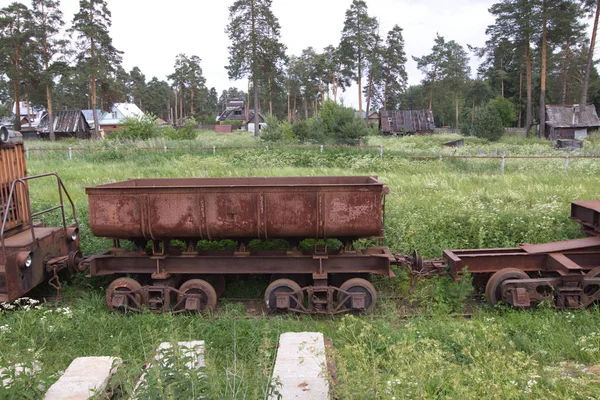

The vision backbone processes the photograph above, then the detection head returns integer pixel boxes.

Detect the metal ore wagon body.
[84,176,395,313]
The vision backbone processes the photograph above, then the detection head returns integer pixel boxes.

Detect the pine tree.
[487,0,539,136]
[0,2,33,131]
[225,0,286,135]
[31,0,65,141]
[581,0,600,105]
[339,0,378,120]
[70,0,122,138]
[413,34,446,111]
[382,25,408,110]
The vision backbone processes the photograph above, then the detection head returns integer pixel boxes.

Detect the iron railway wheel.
[177,279,217,312]
[264,278,304,313]
[106,277,147,312]
[338,278,377,313]
[204,274,226,297]
[485,268,529,306]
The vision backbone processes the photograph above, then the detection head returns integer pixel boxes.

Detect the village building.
[544,104,600,140]
[82,109,103,130]
[355,111,380,125]
[217,97,247,123]
[37,110,91,139]
[98,103,144,133]
[380,109,436,134]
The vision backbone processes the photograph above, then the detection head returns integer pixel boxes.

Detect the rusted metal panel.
[571,200,600,236]
[0,142,27,232]
[86,176,387,241]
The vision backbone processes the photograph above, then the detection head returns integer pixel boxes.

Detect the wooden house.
[217,98,247,123]
[380,110,435,134]
[355,111,380,125]
[37,110,91,139]
[545,104,600,140]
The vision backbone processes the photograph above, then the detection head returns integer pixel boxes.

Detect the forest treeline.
[1,0,599,139]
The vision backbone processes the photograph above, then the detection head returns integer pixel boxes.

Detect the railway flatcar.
[0,126,80,302]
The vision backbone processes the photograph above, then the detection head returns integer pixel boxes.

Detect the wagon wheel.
[264,279,304,313]
[338,278,377,313]
[485,268,529,306]
[177,279,217,312]
[584,267,600,297]
[203,274,226,297]
[106,277,147,312]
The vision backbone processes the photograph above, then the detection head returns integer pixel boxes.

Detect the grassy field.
[1,132,599,399]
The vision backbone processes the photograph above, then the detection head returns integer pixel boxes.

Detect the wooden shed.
[380,110,435,135]
[37,110,91,139]
[545,104,600,140]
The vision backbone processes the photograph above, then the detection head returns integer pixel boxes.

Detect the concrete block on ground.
[0,361,41,387]
[269,332,330,400]
[44,356,121,400]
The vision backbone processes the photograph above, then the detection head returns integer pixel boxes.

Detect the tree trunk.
[174,89,178,123]
[454,91,459,130]
[333,70,339,102]
[293,95,297,123]
[561,44,570,104]
[518,66,523,128]
[45,85,55,141]
[304,96,308,120]
[525,43,533,137]
[582,0,600,105]
[428,86,433,110]
[190,88,194,117]
[471,98,475,124]
[13,81,21,132]
[253,76,259,135]
[539,2,547,139]
[287,91,291,122]
[179,85,184,122]
[90,37,100,139]
[365,69,373,126]
[357,62,363,120]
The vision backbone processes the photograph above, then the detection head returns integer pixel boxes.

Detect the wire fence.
[22,144,600,173]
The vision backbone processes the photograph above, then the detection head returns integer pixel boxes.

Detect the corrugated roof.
[37,111,90,137]
[82,109,103,123]
[546,104,600,128]
[380,110,435,133]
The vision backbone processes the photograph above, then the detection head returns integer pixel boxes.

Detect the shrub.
[197,239,237,251]
[203,113,217,125]
[298,238,343,251]
[472,105,504,141]
[260,114,295,142]
[111,113,158,140]
[488,96,517,127]
[221,119,244,127]
[164,118,198,140]
[247,239,289,251]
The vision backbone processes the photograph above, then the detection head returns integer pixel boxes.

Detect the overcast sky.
[1,0,593,108]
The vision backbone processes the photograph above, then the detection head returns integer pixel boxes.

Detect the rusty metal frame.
[88,247,396,278]
[1,173,78,259]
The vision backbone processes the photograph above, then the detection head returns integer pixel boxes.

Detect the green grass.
[1,133,599,398]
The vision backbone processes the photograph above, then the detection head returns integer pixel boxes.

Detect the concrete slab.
[0,361,41,387]
[269,332,330,400]
[132,341,205,397]
[44,356,121,400]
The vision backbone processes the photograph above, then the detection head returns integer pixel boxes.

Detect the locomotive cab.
[0,126,80,302]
